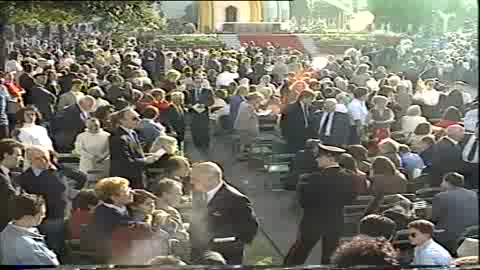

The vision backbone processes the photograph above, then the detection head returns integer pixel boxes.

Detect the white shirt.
[464,109,478,132]
[335,104,349,113]
[206,181,223,204]
[102,202,128,215]
[0,165,9,177]
[17,124,54,150]
[462,134,478,163]
[74,129,111,174]
[414,89,440,106]
[348,98,368,126]
[5,60,22,74]
[216,72,239,88]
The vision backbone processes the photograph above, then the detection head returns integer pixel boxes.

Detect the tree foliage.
[367,0,476,31]
[0,1,162,30]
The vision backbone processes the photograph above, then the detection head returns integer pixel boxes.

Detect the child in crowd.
[127,189,157,224]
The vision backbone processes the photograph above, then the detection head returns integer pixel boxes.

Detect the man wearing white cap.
[284,144,358,265]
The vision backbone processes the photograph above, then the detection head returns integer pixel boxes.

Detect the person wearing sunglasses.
[109,107,160,189]
[408,219,452,266]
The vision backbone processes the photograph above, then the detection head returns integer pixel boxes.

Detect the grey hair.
[406,105,422,116]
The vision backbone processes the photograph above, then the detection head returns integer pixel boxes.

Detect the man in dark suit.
[18,63,36,104]
[109,108,160,189]
[309,98,351,147]
[58,63,81,95]
[460,126,478,189]
[284,144,358,265]
[432,172,479,254]
[51,95,96,153]
[430,124,465,187]
[0,139,24,232]
[186,82,215,153]
[17,146,68,255]
[190,162,258,264]
[28,73,57,122]
[280,90,315,153]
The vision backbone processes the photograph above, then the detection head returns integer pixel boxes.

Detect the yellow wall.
[198,1,263,33]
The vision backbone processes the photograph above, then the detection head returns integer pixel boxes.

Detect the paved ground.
[184,132,324,265]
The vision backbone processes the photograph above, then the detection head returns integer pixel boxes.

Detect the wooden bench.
[344,194,418,224]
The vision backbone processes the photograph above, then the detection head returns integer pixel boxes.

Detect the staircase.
[238,34,305,52]
[219,34,242,49]
[298,35,321,56]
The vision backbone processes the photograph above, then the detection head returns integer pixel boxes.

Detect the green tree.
[0,1,162,70]
[367,0,474,32]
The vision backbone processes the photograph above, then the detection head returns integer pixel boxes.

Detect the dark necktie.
[468,139,478,162]
[319,112,332,136]
[303,105,309,127]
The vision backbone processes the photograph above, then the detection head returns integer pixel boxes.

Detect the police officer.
[284,144,359,265]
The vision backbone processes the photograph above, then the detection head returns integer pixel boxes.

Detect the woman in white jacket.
[74,117,110,178]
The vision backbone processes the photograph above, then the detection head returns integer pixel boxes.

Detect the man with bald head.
[430,124,465,186]
[189,162,258,264]
[17,146,68,255]
[309,98,351,147]
[51,95,97,152]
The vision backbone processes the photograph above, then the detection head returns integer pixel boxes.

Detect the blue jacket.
[0,223,59,265]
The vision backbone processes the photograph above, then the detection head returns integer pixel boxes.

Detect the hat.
[317,144,346,155]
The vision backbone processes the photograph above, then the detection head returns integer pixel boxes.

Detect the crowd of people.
[0,28,477,267]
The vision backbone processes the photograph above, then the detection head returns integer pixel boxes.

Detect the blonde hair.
[246,92,265,102]
[170,91,185,102]
[165,69,181,81]
[234,85,249,96]
[257,87,272,100]
[150,135,178,154]
[378,138,400,154]
[95,177,130,202]
[387,76,401,87]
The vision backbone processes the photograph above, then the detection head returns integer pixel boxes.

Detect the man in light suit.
[189,162,258,264]
[432,172,479,255]
[309,98,351,147]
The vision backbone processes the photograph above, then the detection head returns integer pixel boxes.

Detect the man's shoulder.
[222,183,249,202]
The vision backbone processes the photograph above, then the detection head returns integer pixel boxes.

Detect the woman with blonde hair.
[401,105,428,134]
[89,177,137,262]
[378,138,402,169]
[159,69,181,92]
[234,92,265,159]
[166,91,186,149]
